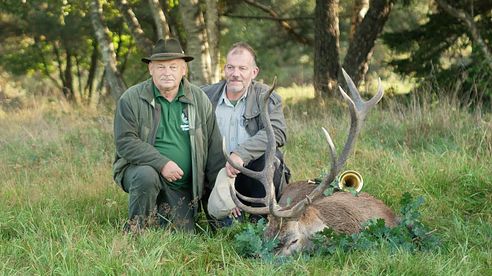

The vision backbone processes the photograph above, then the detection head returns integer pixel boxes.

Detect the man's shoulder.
[251,81,282,104]
[184,80,208,98]
[185,80,203,93]
[200,81,224,91]
[201,81,226,98]
[251,81,270,92]
[118,79,152,103]
[183,79,214,110]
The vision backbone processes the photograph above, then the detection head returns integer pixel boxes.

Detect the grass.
[1,85,491,274]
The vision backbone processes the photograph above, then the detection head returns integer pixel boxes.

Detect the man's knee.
[125,165,161,194]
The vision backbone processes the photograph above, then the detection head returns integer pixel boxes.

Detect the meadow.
[0,85,491,275]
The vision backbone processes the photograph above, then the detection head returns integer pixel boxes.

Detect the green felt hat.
[142,38,194,64]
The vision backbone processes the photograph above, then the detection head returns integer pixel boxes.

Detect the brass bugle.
[337,170,363,192]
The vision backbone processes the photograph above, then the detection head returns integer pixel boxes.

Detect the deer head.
[224,68,385,255]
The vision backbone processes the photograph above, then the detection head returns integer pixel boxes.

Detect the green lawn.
[1,88,491,275]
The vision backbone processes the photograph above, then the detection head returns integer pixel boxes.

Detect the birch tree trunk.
[179,0,212,84]
[115,0,153,55]
[205,0,220,83]
[148,0,171,40]
[89,0,127,100]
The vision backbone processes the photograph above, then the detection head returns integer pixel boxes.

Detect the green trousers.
[122,165,195,232]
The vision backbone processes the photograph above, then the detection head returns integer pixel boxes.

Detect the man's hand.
[230,207,242,218]
[161,161,184,182]
[226,153,244,178]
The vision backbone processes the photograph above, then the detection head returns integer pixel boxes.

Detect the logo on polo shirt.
[181,112,189,131]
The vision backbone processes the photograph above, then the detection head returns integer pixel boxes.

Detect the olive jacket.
[113,78,225,209]
[201,80,287,165]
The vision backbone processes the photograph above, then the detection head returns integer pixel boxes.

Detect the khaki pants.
[122,165,195,232]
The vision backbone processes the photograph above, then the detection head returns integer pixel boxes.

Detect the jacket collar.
[179,78,194,104]
[243,81,261,119]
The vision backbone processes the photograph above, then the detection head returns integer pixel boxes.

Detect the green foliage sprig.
[233,192,440,259]
[233,219,279,260]
[319,177,359,197]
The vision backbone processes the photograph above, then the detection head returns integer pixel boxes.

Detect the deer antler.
[224,77,279,214]
[273,68,384,218]
[225,69,383,218]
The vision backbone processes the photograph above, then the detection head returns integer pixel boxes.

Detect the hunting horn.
[337,170,364,192]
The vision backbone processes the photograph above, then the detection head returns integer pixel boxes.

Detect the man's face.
[148,59,187,93]
[224,49,259,96]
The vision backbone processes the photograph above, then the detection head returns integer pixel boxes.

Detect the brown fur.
[265,181,398,256]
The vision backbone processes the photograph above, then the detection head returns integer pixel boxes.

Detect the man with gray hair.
[113,38,225,232]
[202,42,290,224]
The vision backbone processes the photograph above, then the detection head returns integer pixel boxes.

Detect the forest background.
[0,0,491,274]
[1,0,491,106]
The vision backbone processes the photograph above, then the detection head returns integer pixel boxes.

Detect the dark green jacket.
[113,78,225,204]
[201,80,287,165]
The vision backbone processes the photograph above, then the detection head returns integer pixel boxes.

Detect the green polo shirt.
[153,83,192,190]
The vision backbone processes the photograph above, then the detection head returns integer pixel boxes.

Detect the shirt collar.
[152,81,185,102]
[218,85,248,106]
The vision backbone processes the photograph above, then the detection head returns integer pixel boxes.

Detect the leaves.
[233,192,440,260]
[233,219,279,259]
[323,187,334,196]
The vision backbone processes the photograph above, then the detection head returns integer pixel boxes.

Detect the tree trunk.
[34,38,62,89]
[53,42,66,89]
[350,0,369,41]
[115,0,154,55]
[63,47,75,102]
[118,38,132,75]
[85,39,99,101]
[148,0,171,39]
[90,0,127,100]
[205,0,220,83]
[74,54,83,102]
[314,0,340,98]
[179,0,212,84]
[342,0,394,87]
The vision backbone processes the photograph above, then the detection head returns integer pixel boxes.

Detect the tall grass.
[1,85,491,274]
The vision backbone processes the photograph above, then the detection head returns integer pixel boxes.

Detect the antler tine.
[222,135,270,213]
[262,77,280,213]
[224,77,279,215]
[336,68,383,170]
[270,127,337,218]
[228,182,270,214]
[271,69,384,218]
[341,68,384,121]
[222,139,263,179]
[341,68,363,109]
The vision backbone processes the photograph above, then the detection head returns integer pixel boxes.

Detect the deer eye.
[290,239,298,245]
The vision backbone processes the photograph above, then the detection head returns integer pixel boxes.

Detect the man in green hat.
[113,38,225,232]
